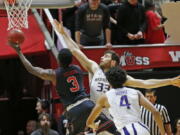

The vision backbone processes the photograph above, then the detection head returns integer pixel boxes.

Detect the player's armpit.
[16,50,56,84]
[34,68,56,84]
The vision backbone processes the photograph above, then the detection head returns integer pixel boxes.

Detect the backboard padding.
[0,0,75,9]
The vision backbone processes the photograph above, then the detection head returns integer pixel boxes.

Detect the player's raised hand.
[53,19,66,35]
[171,76,180,87]
[9,42,21,52]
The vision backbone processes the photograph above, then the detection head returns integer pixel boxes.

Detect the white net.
[4,0,33,30]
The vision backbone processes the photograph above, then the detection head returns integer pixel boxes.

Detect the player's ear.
[154,96,157,101]
[110,60,116,67]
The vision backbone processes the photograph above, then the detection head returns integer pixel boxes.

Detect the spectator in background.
[36,98,50,114]
[62,0,87,40]
[35,98,58,132]
[108,0,122,44]
[101,0,112,5]
[141,89,172,135]
[116,0,146,45]
[75,0,112,48]
[17,130,25,135]
[26,120,37,135]
[144,1,165,44]
[173,118,180,135]
[31,113,59,135]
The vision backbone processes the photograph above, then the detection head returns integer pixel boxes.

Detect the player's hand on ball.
[9,42,21,51]
[8,29,25,45]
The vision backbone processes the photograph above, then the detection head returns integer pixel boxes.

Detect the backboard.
[0,0,76,9]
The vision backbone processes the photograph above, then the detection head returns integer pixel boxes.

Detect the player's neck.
[176,130,180,135]
[103,67,110,73]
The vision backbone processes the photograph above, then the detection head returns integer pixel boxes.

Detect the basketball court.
[0,0,179,134]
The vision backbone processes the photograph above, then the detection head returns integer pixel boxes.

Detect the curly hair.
[105,67,127,88]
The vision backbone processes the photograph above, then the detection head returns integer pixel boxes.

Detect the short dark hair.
[145,0,155,10]
[105,67,127,88]
[104,50,120,66]
[145,89,157,96]
[37,98,50,110]
[58,48,72,68]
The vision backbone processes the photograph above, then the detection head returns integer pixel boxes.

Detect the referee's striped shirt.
[141,104,171,135]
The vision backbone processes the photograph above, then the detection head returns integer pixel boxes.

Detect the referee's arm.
[161,106,172,135]
[138,91,165,135]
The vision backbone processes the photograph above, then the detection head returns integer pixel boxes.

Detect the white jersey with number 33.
[90,68,112,118]
[106,87,141,130]
[90,68,110,102]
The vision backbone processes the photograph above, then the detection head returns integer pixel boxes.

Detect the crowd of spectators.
[16,98,68,135]
[60,0,177,47]
[15,91,179,135]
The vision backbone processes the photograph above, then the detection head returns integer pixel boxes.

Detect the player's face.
[36,102,43,114]
[145,92,157,104]
[40,116,50,127]
[176,119,180,131]
[128,0,138,5]
[100,53,112,68]
[89,0,100,10]
[26,122,35,134]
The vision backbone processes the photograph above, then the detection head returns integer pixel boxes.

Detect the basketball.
[8,29,25,45]
[7,0,16,5]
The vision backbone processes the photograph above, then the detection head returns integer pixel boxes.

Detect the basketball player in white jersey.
[86,67,165,135]
[54,20,179,134]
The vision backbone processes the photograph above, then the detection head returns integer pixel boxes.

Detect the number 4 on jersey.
[120,95,131,109]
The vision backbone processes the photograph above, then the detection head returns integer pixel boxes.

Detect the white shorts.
[118,122,150,135]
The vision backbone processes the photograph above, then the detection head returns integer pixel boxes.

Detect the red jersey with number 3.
[55,65,88,107]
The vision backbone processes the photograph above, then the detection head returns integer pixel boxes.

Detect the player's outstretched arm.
[139,91,165,135]
[125,75,180,89]
[53,20,99,74]
[86,95,110,130]
[10,44,56,84]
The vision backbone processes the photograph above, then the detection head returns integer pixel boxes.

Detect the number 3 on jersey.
[120,95,131,109]
[67,76,79,92]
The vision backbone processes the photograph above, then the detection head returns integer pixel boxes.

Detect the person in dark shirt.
[62,0,86,40]
[10,45,118,135]
[116,0,146,45]
[75,0,112,48]
[108,0,122,44]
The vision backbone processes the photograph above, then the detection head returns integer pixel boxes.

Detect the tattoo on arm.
[18,51,56,82]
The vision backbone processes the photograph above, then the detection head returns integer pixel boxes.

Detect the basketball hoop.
[4,0,32,30]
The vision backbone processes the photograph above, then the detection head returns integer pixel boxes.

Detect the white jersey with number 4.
[90,68,112,119]
[106,87,142,130]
